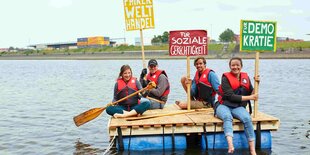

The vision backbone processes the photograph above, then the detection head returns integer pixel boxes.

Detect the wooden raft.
[108,104,280,136]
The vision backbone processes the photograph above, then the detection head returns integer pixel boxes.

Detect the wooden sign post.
[254,52,260,117]
[169,30,208,110]
[240,20,277,117]
[140,29,146,67]
[123,0,155,67]
[186,56,191,110]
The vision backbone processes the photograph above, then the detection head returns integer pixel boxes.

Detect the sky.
[0,0,309,48]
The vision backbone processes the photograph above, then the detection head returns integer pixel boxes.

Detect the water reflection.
[74,139,104,155]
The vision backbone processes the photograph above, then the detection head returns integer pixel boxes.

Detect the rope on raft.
[103,128,117,155]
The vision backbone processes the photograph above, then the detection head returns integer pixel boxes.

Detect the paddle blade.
[73,107,105,127]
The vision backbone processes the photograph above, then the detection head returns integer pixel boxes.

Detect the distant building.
[28,42,77,50]
[28,36,116,50]
[77,36,115,48]
[0,48,9,52]
[135,37,141,46]
[234,34,240,44]
[135,37,152,46]
[277,37,287,42]
[277,37,304,42]
[110,38,126,45]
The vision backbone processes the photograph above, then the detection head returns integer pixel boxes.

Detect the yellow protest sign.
[123,0,155,31]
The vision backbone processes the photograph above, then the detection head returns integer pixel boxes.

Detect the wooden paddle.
[146,96,165,104]
[126,108,213,121]
[73,81,156,127]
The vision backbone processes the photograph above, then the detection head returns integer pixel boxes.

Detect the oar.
[126,108,213,121]
[73,81,156,127]
[146,96,165,104]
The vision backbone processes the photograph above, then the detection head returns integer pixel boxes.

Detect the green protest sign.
[240,20,277,52]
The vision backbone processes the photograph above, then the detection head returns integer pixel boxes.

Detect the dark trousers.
[106,98,150,116]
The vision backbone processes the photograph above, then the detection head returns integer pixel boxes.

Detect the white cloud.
[49,0,72,8]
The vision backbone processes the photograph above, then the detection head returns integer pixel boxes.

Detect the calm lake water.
[0,59,309,155]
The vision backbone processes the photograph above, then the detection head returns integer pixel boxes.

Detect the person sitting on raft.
[215,57,259,154]
[176,56,220,109]
[140,59,170,109]
[106,65,151,118]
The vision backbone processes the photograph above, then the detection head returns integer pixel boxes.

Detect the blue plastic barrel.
[201,130,272,149]
[116,134,187,151]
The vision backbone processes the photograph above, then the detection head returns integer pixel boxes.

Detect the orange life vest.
[116,77,139,106]
[218,72,251,107]
[146,70,170,97]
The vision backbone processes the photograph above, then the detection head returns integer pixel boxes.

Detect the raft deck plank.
[187,110,280,132]
[108,104,280,136]
[109,104,192,128]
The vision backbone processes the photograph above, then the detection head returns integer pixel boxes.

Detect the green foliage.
[151,35,162,44]
[23,50,33,55]
[208,44,235,52]
[219,28,235,42]
[8,46,15,51]
[115,45,140,51]
[151,31,169,45]
[209,44,223,51]
[162,31,169,43]
[277,41,310,50]
[145,45,168,50]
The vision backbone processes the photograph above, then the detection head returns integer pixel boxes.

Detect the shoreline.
[1,50,310,60]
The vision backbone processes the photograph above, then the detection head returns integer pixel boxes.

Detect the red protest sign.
[169,30,208,56]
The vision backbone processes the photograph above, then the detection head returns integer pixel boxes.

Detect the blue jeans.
[191,80,198,98]
[106,98,150,116]
[149,100,165,109]
[216,104,255,141]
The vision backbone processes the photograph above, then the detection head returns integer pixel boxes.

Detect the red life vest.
[224,72,251,91]
[116,77,139,106]
[194,69,216,102]
[218,72,251,106]
[146,70,170,97]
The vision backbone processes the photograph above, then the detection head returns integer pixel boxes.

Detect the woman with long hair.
[216,57,259,155]
[106,65,150,118]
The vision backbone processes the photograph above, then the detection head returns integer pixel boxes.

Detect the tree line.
[151,29,235,45]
